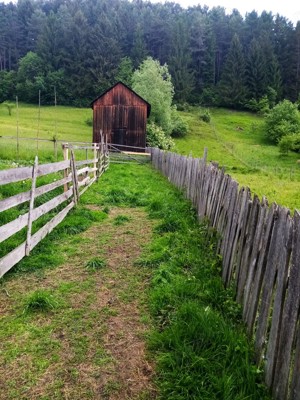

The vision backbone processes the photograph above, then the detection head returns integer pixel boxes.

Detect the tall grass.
[176,107,300,210]
[84,164,271,399]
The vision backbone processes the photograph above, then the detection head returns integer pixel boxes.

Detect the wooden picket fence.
[0,140,109,279]
[149,147,300,400]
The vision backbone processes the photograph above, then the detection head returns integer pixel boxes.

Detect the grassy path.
[0,205,155,399]
[0,163,271,399]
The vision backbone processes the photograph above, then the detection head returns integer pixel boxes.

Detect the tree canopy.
[0,0,299,107]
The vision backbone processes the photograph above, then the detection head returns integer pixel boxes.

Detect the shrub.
[171,110,188,138]
[199,109,211,123]
[264,99,300,143]
[146,122,175,150]
[278,133,300,154]
[245,96,270,115]
[176,102,190,112]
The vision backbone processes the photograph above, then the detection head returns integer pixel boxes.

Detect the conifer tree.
[218,34,246,108]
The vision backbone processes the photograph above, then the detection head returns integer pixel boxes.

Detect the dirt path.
[0,207,156,399]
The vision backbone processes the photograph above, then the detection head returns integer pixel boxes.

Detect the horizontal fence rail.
[149,147,300,400]
[0,137,109,278]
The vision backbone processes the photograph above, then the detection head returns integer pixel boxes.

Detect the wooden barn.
[91,82,151,151]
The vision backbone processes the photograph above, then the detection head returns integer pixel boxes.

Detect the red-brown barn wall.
[92,83,148,149]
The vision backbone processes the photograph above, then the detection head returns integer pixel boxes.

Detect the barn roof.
[90,81,151,117]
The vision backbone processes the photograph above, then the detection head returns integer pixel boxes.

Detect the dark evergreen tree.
[218,34,246,108]
[169,16,194,102]
[245,38,267,100]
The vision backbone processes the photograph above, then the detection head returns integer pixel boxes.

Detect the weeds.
[85,257,107,270]
[113,215,131,225]
[23,289,59,313]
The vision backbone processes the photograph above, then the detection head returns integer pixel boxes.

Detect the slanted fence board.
[245,202,276,336]
[272,211,300,400]
[264,210,293,388]
[290,321,300,400]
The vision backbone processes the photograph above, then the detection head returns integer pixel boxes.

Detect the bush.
[199,109,211,123]
[146,122,175,150]
[245,96,270,115]
[264,99,300,143]
[278,133,300,154]
[176,102,190,112]
[171,110,188,138]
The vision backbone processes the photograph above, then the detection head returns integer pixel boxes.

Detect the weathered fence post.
[93,143,97,179]
[25,156,38,256]
[62,143,69,192]
[70,149,79,204]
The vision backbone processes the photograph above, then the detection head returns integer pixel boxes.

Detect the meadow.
[176,107,300,211]
[0,102,92,162]
[0,103,276,398]
[1,102,299,210]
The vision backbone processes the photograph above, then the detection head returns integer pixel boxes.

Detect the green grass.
[23,289,60,313]
[0,102,92,162]
[85,164,271,399]
[0,163,271,398]
[176,107,300,210]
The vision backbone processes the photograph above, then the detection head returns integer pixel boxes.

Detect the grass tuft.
[113,215,131,226]
[23,289,59,313]
[85,257,107,270]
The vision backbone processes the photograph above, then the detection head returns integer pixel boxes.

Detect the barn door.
[112,128,126,146]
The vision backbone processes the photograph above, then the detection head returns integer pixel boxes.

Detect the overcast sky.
[1,0,299,26]
[151,0,300,26]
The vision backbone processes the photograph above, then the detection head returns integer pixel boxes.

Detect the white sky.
[1,0,299,26]
[151,0,300,26]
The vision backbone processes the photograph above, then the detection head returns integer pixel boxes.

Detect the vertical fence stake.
[62,143,69,192]
[70,149,79,204]
[25,156,38,256]
[93,143,97,179]
[203,147,208,164]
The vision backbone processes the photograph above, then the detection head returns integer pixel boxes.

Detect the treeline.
[0,0,300,107]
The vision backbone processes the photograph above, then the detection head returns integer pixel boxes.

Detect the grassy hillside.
[1,102,299,210]
[0,103,92,162]
[176,107,300,211]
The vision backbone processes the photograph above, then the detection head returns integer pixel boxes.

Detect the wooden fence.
[149,147,300,400]
[0,140,109,279]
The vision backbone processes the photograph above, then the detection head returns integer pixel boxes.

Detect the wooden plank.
[36,160,70,177]
[75,158,98,167]
[272,211,300,400]
[25,156,38,256]
[245,201,275,335]
[227,187,251,289]
[264,209,292,388]
[0,160,70,186]
[0,176,72,213]
[0,165,33,185]
[79,177,97,196]
[0,189,73,243]
[0,242,26,278]
[70,150,79,204]
[221,180,238,284]
[30,201,75,250]
[254,205,286,364]
[242,196,266,315]
[290,321,300,400]
[235,192,257,302]
[63,144,69,192]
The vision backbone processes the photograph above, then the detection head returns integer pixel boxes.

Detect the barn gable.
[91,82,151,150]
